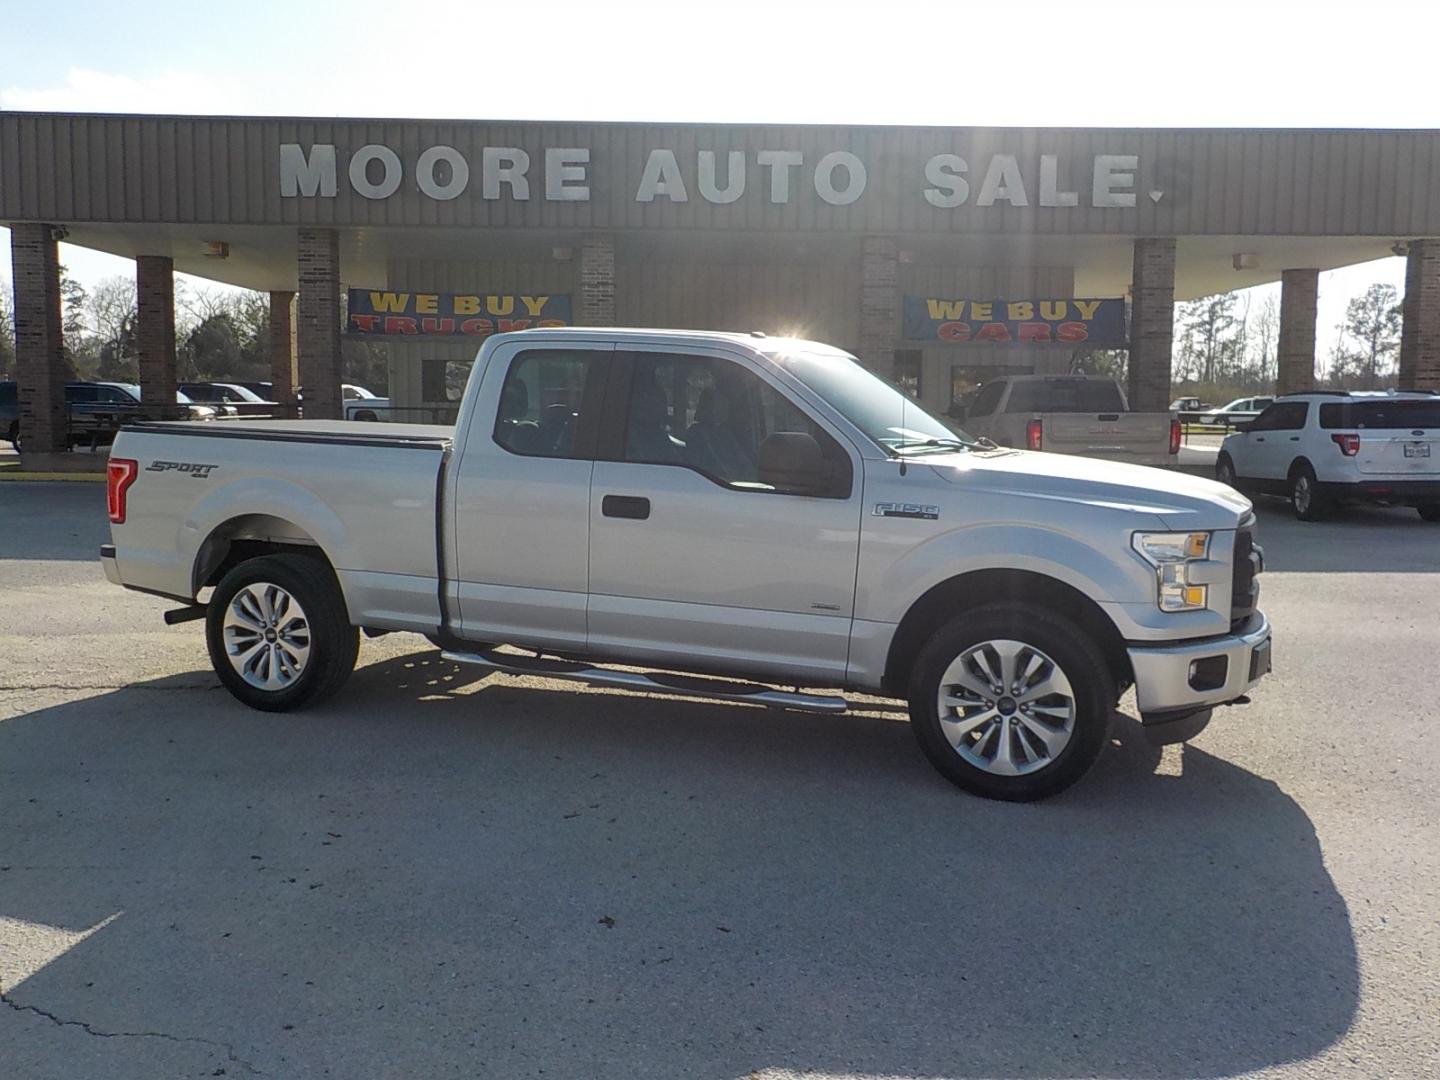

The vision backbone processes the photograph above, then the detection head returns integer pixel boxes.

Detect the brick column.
[577,233,615,326]
[136,255,177,417]
[268,290,297,413]
[8,223,67,453]
[1399,238,1440,392]
[1127,238,1176,413]
[858,235,899,378]
[297,228,342,420]
[1276,268,1320,395]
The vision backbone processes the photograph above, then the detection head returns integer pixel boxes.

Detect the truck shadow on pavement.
[0,651,1357,1079]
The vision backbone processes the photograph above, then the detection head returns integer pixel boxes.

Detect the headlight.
[1132,531,1211,612]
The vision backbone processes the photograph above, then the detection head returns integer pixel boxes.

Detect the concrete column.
[1127,237,1176,413]
[8,222,67,453]
[297,228,342,420]
[1399,238,1440,391]
[268,290,297,413]
[1276,268,1320,395]
[136,255,177,417]
[858,235,899,378]
[577,233,616,326]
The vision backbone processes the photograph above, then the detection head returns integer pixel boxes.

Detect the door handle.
[1255,436,1266,442]
[1289,436,1300,441]
[602,494,650,520]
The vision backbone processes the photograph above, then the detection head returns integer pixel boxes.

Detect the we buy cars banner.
[903,296,1127,345]
[347,289,572,336]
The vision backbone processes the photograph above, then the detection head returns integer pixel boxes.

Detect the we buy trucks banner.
[347,289,572,336]
[903,296,1127,345]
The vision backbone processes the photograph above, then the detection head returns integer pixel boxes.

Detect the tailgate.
[1037,412,1173,463]
[1357,431,1440,475]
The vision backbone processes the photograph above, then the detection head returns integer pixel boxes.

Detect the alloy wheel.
[222,581,312,690]
[936,639,1077,776]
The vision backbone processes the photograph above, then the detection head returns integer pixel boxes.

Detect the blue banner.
[347,289,572,337]
[903,296,1127,345]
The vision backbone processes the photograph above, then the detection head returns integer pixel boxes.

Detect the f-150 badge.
[873,502,939,520]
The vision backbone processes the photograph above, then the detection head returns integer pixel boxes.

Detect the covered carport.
[5,113,1440,452]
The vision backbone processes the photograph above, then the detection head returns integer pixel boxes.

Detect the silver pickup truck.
[102,328,1270,801]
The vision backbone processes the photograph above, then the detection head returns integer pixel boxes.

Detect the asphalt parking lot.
[1,482,1437,1079]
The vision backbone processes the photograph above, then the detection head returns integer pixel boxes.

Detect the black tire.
[1215,453,1237,489]
[907,604,1115,802]
[353,410,378,422]
[1418,503,1440,523]
[1289,462,1329,521]
[205,553,358,712]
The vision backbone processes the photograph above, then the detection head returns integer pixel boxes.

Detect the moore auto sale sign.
[280,142,1154,210]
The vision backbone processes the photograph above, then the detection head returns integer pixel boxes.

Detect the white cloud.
[1,67,247,115]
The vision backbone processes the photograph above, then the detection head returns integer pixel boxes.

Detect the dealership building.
[4,111,1440,451]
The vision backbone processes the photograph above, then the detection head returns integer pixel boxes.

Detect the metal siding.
[6,115,1440,239]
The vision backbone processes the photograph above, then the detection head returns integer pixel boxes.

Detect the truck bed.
[108,420,451,633]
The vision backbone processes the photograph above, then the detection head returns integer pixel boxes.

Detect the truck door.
[450,340,612,650]
[586,347,864,684]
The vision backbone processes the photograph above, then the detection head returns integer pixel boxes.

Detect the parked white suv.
[1216,391,1440,521]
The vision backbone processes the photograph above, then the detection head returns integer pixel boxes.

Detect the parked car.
[1217,391,1440,521]
[101,328,1271,802]
[1170,397,1211,412]
[1,380,222,449]
[179,382,278,416]
[951,375,1180,466]
[1198,396,1274,428]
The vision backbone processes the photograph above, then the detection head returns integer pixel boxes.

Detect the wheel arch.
[1287,455,1315,480]
[192,514,339,598]
[882,568,1132,699]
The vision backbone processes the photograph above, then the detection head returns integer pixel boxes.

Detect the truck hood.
[923,449,1252,530]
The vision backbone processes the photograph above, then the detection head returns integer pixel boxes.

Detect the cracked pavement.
[1,481,1437,1079]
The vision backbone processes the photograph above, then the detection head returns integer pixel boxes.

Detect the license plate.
[1404,442,1431,458]
[1248,638,1272,682]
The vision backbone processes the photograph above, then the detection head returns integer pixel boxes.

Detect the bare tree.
[1329,283,1401,389]
[0,277,15,379]
[1250,295,1279,388]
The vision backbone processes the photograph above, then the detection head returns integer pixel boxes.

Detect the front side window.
[621,353,850,493]
[493,350,600,459]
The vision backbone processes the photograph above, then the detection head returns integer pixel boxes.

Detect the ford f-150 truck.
[952,375,1182,466]
[101,329,1270,801]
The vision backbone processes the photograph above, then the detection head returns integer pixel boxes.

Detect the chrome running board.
[441,648,849,714]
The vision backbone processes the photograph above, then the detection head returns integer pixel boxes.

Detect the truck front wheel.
[205,553,359,712]
[908,604,1114,801]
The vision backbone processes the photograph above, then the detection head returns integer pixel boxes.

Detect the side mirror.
[758,431,827,495]
[947,403,968,422]
[1233,421,1253,433]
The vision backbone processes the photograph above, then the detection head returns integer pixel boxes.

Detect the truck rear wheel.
[907,604,1114,801]
[206,553,358,712]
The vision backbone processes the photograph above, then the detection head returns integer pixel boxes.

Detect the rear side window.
[0,382,15,406]
[1319,400,1440,429]
[1005,379,1125,413]
[968,382,1005,417]
[493,350,604,459]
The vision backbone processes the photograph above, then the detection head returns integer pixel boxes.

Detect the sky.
[1,0,1436,367]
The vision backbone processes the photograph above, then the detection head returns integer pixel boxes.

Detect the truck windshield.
[782,351,978,455]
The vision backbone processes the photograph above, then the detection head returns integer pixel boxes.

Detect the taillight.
[107,458,139,524]
[1331,433,1360,457]
[1169,417,1182,454]
[1026,418,1043,450]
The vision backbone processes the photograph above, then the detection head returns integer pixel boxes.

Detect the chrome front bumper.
[1127,612,1272,717]
[100,543,122,585]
